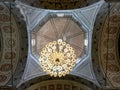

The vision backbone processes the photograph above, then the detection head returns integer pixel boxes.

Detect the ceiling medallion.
[40,39,76,77]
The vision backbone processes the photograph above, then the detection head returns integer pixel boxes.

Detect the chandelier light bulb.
[39,39,76,77]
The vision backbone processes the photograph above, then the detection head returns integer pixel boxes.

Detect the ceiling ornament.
[98,3,120,87]
[16,0,104,86]
[40,39,76,77]
[0,3,20,86]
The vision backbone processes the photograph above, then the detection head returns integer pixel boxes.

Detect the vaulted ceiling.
[0,0,120,90]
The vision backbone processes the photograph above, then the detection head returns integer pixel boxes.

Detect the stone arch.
[92,2,120,88]
[18,75,100,90]
[0,2,28,86]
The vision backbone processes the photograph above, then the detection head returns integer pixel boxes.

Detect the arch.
[92,2,120,88]
[18,75,100,90]
[0,2,28,86]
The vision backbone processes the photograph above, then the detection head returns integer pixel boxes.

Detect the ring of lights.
[40,39,76,77]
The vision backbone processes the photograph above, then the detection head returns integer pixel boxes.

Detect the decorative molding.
[16,0,104,87]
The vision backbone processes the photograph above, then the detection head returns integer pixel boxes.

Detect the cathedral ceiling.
[92,2,120,88]
[0,2,28,86]
[31,17,86,60]
[0,0,120,89]
[98,4,120,87]
[0,3,20,85]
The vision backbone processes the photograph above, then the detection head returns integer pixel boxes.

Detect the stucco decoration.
[98,3,120,87]
[16,0,104,87]
[0,2,20,86]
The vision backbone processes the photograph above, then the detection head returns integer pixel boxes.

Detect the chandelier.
[40,39,76,77]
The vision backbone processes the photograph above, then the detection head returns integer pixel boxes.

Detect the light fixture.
[40,39,76,77]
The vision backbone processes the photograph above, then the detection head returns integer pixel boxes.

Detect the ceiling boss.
[40,39,76,77]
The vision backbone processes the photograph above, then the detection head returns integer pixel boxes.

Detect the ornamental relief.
[0,3,20,86]
[0,14,10,22]
[98,3,120,87]
[0,4,4,10]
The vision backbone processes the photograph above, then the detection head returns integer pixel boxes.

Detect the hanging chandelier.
[40,39,76,77]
